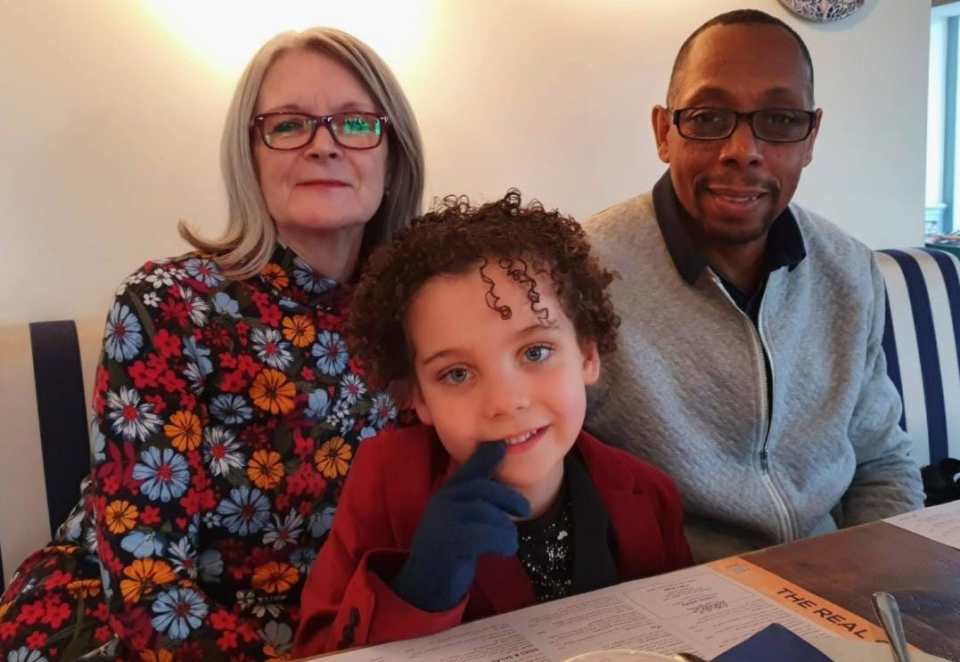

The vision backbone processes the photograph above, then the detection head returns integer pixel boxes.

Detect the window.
[927,1,960,236]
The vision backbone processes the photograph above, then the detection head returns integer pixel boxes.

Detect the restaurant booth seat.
[1,248,959,595]
[0,318,102,595]
[875,248,960,469]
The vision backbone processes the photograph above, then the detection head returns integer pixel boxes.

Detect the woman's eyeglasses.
[250,111,388,150]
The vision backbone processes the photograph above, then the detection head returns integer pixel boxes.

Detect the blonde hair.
[179,27,425,280]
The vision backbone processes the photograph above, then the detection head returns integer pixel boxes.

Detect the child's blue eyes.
[441,367,470,385]
[524,345,552,363]
[437,345,553,385]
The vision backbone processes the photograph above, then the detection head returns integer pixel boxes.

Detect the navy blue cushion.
[29,321,91,538]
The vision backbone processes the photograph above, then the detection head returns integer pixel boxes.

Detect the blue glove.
[391,441,531,612]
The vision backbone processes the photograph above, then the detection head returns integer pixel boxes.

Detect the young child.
[293,190,692,655]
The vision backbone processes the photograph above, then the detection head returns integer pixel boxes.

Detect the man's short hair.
[667,9,815,106]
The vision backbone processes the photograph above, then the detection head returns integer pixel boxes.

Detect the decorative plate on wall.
[778,0,866,23]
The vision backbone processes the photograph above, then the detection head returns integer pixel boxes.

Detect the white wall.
[1,0,930,326]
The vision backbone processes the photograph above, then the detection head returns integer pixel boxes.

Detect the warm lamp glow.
[141,0,431,79]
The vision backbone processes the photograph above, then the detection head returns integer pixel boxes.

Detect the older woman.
[0,28,423,660]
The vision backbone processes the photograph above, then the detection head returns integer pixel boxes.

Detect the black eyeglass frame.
[671,107,819,143]
[250,111,390,151]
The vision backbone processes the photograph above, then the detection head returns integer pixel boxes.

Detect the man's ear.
[409,381,434,426]
[652,105,672,164]
[580,341,601,386]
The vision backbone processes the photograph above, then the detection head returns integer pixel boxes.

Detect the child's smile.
[500,425,548,453]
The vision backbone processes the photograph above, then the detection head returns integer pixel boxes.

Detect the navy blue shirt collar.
[651,170,807,287]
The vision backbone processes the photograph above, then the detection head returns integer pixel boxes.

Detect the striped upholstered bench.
[877,247,960,467]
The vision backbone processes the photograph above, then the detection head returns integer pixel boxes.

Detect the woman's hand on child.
[391,441,531,612]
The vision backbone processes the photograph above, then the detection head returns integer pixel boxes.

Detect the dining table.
[300,502,960,661]
[743,517,960,659]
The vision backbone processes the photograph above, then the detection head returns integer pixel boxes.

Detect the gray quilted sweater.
[584,193,924,563]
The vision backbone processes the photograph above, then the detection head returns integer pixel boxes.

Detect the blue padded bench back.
[876,248,960,467]
[29,321,91,533]
[0,321,91,596]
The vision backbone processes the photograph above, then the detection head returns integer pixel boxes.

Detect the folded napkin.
[712,623,830,662]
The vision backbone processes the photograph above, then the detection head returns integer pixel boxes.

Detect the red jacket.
[293,425,692,655]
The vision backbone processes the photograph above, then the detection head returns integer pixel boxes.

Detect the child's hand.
[391,441,531,612]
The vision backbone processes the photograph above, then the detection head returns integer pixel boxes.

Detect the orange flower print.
[264,648,290,662]
[281,314,316,348]
[67,578,102,599]
[0,602,9,620]
[314,436,352,479]
[251,561,299,594]
[163,410,202,452]
[105,500,140,534]
[249,369,296,415]
[120,558,176,603]
[247,449,285,490]
[140,650,174,662]
[261,263,289,290]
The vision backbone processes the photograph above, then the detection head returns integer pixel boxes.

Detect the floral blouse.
[0,244,395,660]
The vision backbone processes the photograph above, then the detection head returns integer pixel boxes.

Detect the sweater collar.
[565,449,620,593]
[652,170,806,285]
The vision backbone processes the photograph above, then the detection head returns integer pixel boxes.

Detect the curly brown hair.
[347,189,620,391]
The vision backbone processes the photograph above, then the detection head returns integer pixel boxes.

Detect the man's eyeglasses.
[671,108,818,143]
[250,111,388,151]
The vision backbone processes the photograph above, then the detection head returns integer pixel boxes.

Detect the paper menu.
[301,561,888,662]
[706,558,887,642]
[885,500,960,549]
